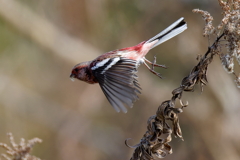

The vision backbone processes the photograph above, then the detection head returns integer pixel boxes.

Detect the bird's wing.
[91,57,141,113]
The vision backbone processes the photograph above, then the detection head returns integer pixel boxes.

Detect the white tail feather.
[146,17,187,49]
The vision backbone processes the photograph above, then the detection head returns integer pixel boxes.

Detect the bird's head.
[70,61,91,82]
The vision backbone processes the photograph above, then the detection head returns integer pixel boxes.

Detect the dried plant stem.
[128,1,240,158]
[127,32,225,159]
[0,133,42,160]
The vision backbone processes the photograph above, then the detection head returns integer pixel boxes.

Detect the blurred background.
[0,0,240,160]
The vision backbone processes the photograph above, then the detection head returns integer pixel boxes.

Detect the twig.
[128,0,240,159]
[127,32,224,160]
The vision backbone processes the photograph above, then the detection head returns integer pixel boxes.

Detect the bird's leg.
[143,57,167,69]
[143,61,163,79]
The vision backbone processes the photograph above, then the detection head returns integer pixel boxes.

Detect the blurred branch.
[0,74,92,146]
[0,0,99,63]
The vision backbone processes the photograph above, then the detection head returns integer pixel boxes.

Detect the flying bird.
[70,17,187,113]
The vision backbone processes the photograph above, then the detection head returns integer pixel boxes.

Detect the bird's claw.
[156,72,163,79]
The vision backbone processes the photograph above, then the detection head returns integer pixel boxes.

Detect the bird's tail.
[146,17,187,49]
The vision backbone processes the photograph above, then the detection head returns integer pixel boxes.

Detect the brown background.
[0,0,239,160]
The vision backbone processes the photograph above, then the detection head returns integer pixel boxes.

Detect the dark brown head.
[70,61,95,83]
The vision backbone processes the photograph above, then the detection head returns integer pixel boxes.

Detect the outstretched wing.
[91,57,141,113]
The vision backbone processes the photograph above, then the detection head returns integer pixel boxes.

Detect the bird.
[70,17,187,113]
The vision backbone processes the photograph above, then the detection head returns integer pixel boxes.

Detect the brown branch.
[127,32,225,160]
[128,0,240,158]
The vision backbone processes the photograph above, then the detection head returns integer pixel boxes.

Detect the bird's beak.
[70,74,75,82]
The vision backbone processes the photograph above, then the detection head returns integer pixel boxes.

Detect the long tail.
[146,17,187,49]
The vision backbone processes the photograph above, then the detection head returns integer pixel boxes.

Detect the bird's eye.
[74,68,79,72]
